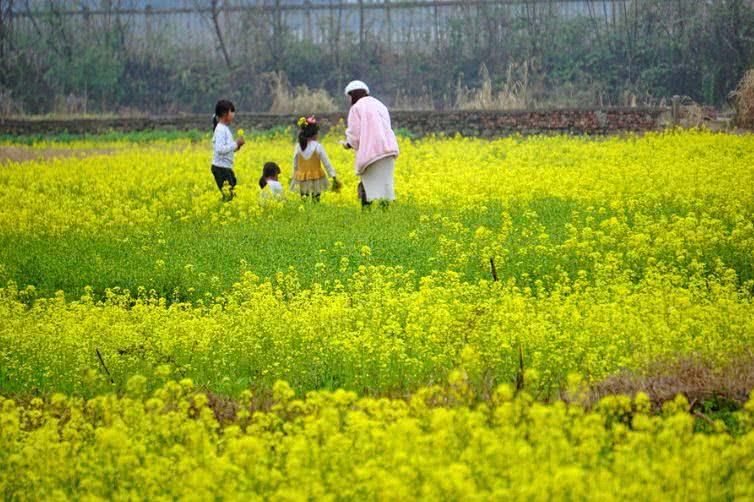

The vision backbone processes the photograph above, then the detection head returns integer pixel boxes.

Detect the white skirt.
[290,177,329,195]
[360,156,396,202]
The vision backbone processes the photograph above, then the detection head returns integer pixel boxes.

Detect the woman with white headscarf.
[343,80,399,207]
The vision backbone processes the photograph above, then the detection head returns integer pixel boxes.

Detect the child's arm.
[289,150,298,190]
[318,144,336,178]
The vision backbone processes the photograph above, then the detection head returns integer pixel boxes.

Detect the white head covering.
[344,80,369,96]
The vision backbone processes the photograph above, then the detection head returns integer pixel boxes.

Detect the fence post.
[671,95,680,126]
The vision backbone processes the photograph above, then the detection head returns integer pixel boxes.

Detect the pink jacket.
[346,96,400,174]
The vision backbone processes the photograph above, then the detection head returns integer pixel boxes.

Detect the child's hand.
[236,137,246,149]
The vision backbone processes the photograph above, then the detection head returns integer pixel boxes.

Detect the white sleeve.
[214,127,237,155]
[292,146,299,176]
[290,147,298,190]
[317,144,336,177]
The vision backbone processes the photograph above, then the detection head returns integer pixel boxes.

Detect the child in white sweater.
[211,100,245,201]
[259,162,284,199]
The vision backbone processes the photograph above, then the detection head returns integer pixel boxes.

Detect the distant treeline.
[0,0,752,114]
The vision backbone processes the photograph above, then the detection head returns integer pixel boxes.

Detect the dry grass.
[683,104,705,127]
[672,96,719,129]
[198,355,754,422]
[0,146,116,164]
[393,88,435,111]
[266,71,338,114]
[455,63,528,111]
[52,93,89,116]
[621,91,666,108]
[572,355,754,410]
[731,69,754,129]
[205,391,240,426]
[0,88,20,116]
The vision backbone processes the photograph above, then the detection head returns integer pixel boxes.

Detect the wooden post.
[96,348,115,385]
[672,95,680,126]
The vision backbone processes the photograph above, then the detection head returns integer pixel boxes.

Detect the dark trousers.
[211,165,237,192]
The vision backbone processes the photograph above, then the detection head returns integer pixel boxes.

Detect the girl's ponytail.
[212,114,218,131]
[298,130,308,151]
[259,175,267,189]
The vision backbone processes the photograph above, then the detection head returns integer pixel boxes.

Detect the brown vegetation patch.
[578,356,754,410]
[203,356,754,422]
[265,71,338,114]
[206,392,240,425]
[731,69,754,129]
[0,146,114,164]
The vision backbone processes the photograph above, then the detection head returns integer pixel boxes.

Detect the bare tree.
[194,0,232,69]
[326,0,344,91]
[272,0,284,69]
[0,0,14,60]
[51,1,76,58]
[3,0,754,113]
[211,0,232,69]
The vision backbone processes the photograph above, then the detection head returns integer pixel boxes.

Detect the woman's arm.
[345,106,361,150]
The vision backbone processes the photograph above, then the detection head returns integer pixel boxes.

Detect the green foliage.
[0,129,208,145]
[2,1,753,113]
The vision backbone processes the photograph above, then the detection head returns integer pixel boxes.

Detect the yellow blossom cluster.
[0,265,752,397]
[1,378,754,500]
[0,130,751,237]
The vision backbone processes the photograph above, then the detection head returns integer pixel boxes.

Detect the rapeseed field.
[1,130,753,499]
